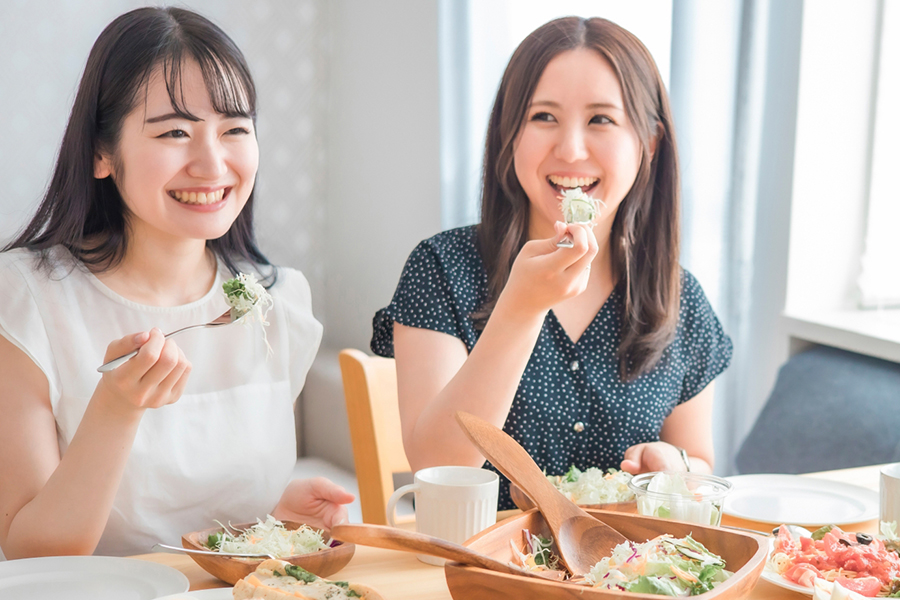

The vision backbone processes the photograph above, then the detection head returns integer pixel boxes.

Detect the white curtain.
[672,0,804,473]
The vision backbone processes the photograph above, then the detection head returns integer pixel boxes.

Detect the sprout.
[223,272,274,357]
[559,187,604,225]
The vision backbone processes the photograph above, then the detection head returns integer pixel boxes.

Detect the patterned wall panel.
[0,0,327,316]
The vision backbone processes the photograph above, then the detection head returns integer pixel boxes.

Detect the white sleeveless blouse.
[0,247,323,556]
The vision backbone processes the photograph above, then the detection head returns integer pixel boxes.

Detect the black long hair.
[6,7,273,282]
[474,17,681,381]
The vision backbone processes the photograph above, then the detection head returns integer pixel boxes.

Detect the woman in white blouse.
[0,7,352,558]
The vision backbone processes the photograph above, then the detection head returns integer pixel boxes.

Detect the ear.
[94,152,113,179]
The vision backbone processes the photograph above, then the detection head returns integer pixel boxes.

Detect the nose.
[186,135,228,180]
[555,124,589,163]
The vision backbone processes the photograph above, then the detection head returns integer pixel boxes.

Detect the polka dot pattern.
[372,226,733,509]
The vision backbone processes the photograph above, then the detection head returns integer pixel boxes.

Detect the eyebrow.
[530,100,623,111]
[145,112,202,124]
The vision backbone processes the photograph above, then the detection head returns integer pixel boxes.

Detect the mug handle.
[386,482,418,527]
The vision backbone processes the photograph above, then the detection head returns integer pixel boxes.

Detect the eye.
[590,115,614,125]
[159,129,188,139]
[226,127,252,135]
[530,112,556,123]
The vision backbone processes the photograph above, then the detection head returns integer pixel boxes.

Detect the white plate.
[0,556,189,600]
[723,474,879,525]
[155,588,233,599]
[760,565,813,596]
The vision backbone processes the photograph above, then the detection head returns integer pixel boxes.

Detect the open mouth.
[169,188,229,205]
[547,175,599,196]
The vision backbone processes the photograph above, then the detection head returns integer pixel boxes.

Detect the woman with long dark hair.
[373,17,732,509]
[0,7,351,558]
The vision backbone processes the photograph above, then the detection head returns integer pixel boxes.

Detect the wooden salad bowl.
[182,521,355,585]
[444,508,768,600]
[509,482,638,514]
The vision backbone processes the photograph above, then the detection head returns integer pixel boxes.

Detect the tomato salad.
[770,524,900,597]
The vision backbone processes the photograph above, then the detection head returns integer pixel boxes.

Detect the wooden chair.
[338,348,412,525]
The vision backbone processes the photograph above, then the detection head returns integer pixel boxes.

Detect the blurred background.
[2,0,898,507]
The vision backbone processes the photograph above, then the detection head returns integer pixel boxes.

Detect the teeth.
[172,189,226,205]
[548,175,598,189]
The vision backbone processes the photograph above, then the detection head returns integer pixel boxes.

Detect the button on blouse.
[372,226,733,510]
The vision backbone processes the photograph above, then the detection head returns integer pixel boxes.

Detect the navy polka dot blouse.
[372,226,733,509]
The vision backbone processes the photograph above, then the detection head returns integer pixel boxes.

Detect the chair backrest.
[338,348,411,524]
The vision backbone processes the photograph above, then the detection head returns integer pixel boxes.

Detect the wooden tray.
[509,482,637,513]
[182,521,355,585]
[444,508,768,599]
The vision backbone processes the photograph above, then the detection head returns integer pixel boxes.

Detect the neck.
[94,230,217,307]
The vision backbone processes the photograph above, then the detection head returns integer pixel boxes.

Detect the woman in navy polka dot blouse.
[372,17,732,509]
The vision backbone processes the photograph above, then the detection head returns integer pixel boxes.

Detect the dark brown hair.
[6,7,273,282]
[475,16,681,380]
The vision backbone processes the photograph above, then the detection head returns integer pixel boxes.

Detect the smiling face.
[513,48,645,239]
[94,59,259,247]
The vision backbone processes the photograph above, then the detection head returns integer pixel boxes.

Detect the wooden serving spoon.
[455,411,628,576]
[330,523,545,579]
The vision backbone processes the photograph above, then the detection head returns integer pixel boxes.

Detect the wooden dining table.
[133,463,884,599]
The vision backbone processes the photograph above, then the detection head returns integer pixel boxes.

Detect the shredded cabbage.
[210,515,328,558]
[636,472,722,526]
[587,534,731,596]
[223,272,274,357]
[559,187,604,225]
[548,466,634,505]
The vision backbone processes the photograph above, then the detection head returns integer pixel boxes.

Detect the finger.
[139,337,181,388]
[103,331,150,362]
[563,226,598,274]
[310,477,356,504]
[620,444,645,474]
[324,505,350,529]
[154,348,192,405]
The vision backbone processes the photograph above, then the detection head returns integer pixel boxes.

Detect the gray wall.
[301,0,443,471]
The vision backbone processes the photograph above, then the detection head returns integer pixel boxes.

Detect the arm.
[620,382,716,474]
[0,328,191,558]
[395,223,598,471]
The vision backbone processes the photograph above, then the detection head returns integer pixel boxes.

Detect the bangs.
[158,44,256,121]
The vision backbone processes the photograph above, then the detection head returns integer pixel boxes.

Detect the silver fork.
[152,542,274,560]
[97,309,236,373]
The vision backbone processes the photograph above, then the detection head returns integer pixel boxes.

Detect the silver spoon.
[97,309,238,373]
[152,542,274,560]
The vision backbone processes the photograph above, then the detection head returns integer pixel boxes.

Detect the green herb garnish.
[284,564,318,583]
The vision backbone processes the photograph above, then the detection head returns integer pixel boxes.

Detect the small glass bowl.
[628,472,733,526]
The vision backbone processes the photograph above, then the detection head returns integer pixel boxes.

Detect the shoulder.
[413,225,479,262]
[405,225,482,277]
[269,266,312,298]
[677,268,716,315]
[0,246,74,292]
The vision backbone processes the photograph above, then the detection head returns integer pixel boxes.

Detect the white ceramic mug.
[386,466,499,565]
[881,463,900,531]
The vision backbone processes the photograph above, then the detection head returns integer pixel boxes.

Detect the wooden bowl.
[182,521,355,585]
[509,482,637,513]
[444,508,768,599]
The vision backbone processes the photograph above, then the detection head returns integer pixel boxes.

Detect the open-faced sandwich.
[233,558,379,599]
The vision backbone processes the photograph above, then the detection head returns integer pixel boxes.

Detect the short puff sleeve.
[371,240,462,358]
[270,267,323,401]
[676,271,733,404]
[0,251,62,405]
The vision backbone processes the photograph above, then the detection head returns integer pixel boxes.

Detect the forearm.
[4,391,143,558]
[404,299,547,470]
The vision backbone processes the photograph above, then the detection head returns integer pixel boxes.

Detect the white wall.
[300,0,443,471]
